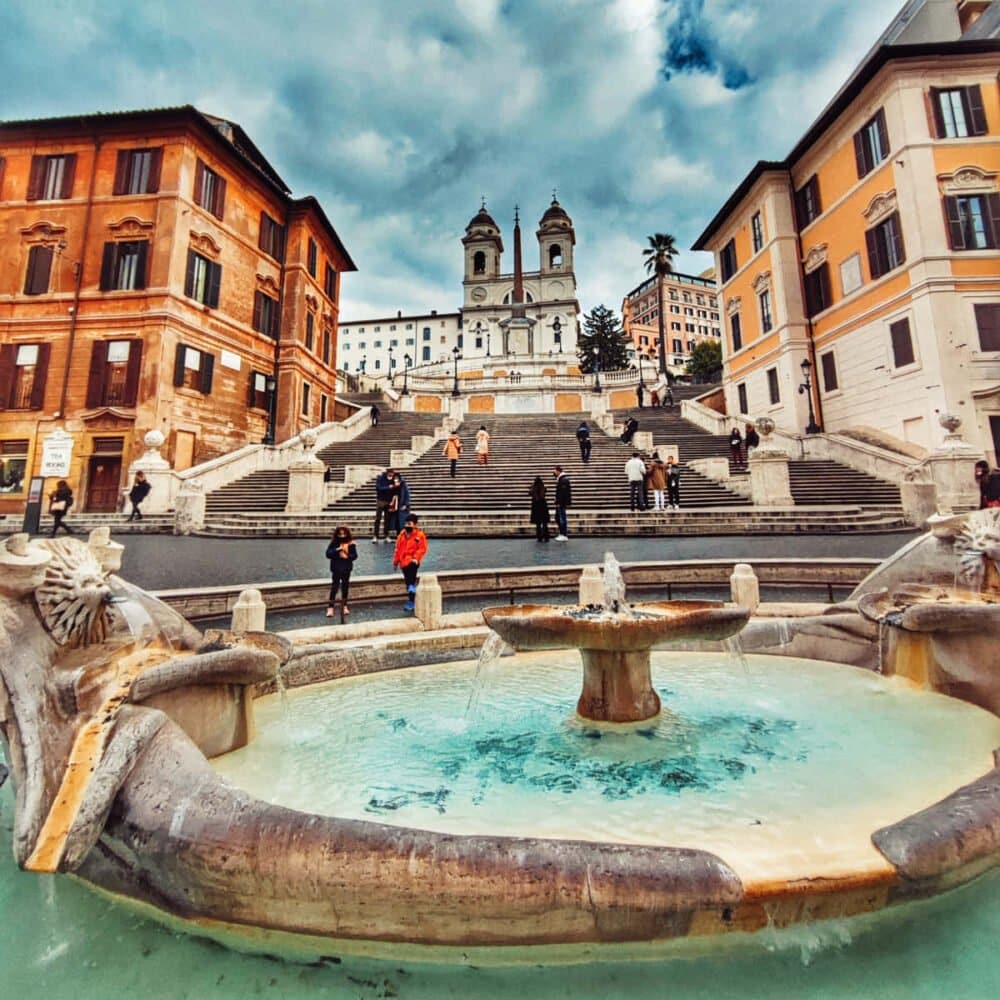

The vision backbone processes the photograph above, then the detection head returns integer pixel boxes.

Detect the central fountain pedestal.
[578,648,660,722]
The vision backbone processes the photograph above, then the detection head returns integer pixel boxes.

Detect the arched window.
[549,244,563,267]
[473,250,486,274]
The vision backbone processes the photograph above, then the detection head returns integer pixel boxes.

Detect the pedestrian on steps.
[625,452,647,511]
[442,432,463,477]
[636,382,645,408]
[576,420,592,463]
[388,472,410,538]
[370,403,380,426]
[620,415,639,445]
[666,456,681,510]
[745,423,760,459]
[647,452,667,511]
[530,476,551,542]
[325,525,358,617]
[393,514,428,612]
[48,479,74,536]
[127,471,151,521]
[729,427,744,468]
[475,425,491,466]
[553,466,572,540]
[373,467,394,542]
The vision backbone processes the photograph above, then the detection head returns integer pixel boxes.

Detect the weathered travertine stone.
[232,588,266,633]
[730,563,760,613]
[414,573,443,629]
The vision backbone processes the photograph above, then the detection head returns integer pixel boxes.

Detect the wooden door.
[86,456,122,512]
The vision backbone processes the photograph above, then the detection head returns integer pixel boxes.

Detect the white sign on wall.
[40,429,74,478]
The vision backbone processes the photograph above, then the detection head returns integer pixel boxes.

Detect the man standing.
[625,451,647,511]
[393,513,428,612]
[666,456,681,510]
[553,466,572,541]
[575,420,592,464]
[373,467,394,542]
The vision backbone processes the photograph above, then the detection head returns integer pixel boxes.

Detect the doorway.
[86,455,122,512]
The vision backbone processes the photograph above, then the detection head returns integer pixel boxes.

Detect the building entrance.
[86,451,123,512]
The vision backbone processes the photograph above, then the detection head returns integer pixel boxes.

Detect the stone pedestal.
[900,481,938,526]
[924,413,981,513]
[577,650,661,723]
[632,431,653,451]
[749,450,793,507]
[285,460,326,513]
[88,527,124,574]
[579,565,604,606]
[589,395,609,421]
[730,563,760,613]
[128,430,175,514]
[414,573,443,629]
[232,589,266,633]
[174,482,205,535]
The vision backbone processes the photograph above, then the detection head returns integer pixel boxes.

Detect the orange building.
[0,106,355,513]
[693,1,1000,463]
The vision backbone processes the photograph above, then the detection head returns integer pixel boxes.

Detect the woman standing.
[530,476,551,542]
[49,479,74,536]
[325,525,358,616]
[647,453,667,511]
[475,425,491,466]
[127,471,151,521]
[729,427,744,468]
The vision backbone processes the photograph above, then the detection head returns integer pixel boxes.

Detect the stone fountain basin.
[482,602,750,652]
[859,585,1000,633]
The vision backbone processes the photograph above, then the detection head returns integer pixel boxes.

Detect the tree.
[686,339,723,382]
[577,305,630,374]
[642,233,678,379]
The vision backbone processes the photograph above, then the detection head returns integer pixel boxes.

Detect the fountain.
[0,520,999,975]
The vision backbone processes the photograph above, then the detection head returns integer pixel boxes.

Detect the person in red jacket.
[393,513,428,612]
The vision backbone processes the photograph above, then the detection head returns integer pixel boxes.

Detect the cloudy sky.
[1,0,905,320]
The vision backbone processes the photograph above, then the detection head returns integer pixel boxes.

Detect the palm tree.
[642,233,678,378]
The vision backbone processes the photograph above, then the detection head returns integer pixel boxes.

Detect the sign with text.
[40,429,74,478]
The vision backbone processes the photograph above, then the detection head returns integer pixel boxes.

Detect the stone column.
[730,564,760,613]
[128,430,176,514]
[232,589,266,633]
[579,565,604,606]
[174,481,205,535]
[88,526,124,573]
[748,417,793,507]
[285,429,327,514]
[923,414,981,513]
[414,573,443,629]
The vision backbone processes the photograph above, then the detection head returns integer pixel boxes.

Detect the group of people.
[373,467,412,541]
[529,467,573,542]
[728,424,760,468]
[634,381,673,409]
[441,426,491,476]
[46,471,151,536]
[625,451,681,511]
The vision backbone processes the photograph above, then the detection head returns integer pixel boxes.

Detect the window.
[23,245,53,295]
[100,241,149,291]
[184,250,222,307]
[820,351,839,392]
[549,244,563,267]
[730,313,743,352]
[248,371,270,411]
[473,250,486,274]
[422,346,431,361]
[944,194,999,250]
[889,318,915,369]
[672,338,682,352]
[324,263,337,299]
[323,329,331,365]
[307,238,318,277]
[423,327,431,340]
[0,343,51,410]
[320,394,329,423]
[305,312,314,351]
[804,263,832,316]
[27,154,76,200]
[194,160,226,219]
[253,291,280,338]
[737,382,748,414]
[931,85,987,139]
[301,381,311,417]
[173,343,214,393]
[0,440,29,493]
[259,212,285,261]
[974,304,1000,352]
[86,339,143,407]
[795,175,822,229]
[866,212,906,279]
[751,212,764,253]
[854,108,889,179]
[113,148,162,195]
[759,289,773,334]
[720,239,738,282]
[766,367,780,405]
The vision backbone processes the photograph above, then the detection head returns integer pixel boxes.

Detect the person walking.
[625,451,647,512]
[553,466,572,541]
[647,452,667,511]
[127,471,151,521]
[393,513,428,612]
[325,525,358,617]
[48,479,74,535]
[666,456,681,510]
[530,476,551,542]
[575,420,592,463]
[475,425,491,466]
[370,403,380,426]
[373,467,394,542]
[442,432,463,477]
[636,382,645,409]
[729,426,744,468]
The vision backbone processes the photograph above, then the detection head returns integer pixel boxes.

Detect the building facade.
[337,310,462,378]
[0,106,355,513]
[621,270,722,376]
[693,0,1000,464]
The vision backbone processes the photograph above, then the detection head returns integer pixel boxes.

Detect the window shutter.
[854,131,867,179]
[206,260,221,308]
[928,88,946,139]
[173,343,187,387]
[99,242,116,290]
[258,212,267,252]
[248,371,257,407]
[988,194,1000,249]
[889,213,905,268]
[30,342,51,409]
[27,155,45,200]
[24,245,53,295]
[944,197,965,250]
[86,340,109,408]
[865,227,881,280]
[60,154,77,198]
[147,148,163,193]
[967,85,987,137]
[184,249,195,298]
[213,176,226,220]
[200,351,215,394]
[975,304,1000,352]
[194,160,204,207]
[135,241,149,289]
[113,150,129,195]
[0,344,17,409]
[122,339,143,406]
[875,110,889,160]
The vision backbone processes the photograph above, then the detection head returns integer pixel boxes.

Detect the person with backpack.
[575,420,592,463]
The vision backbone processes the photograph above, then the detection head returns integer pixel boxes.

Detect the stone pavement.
[116,531,914,593]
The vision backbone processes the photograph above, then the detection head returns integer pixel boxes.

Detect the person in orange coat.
[442,432,463,477]
[393,513,428,612]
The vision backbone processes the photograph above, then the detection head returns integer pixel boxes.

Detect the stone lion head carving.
[34,539,112,648]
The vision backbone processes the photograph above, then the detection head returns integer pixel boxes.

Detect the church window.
[473,251,486,274]
[549,244,562,267]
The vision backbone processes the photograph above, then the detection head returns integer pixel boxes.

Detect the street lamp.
[592,345,602,394]
[798,358,821,434]
[636,349,646,388]
[402,353,411,395]
[451,345,463,396]
[387,346,394,386]
[552,316,562,353]
[263,374,277,445]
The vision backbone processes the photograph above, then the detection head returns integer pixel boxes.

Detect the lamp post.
[263,374,277,445]
[402,353,411,395]
[552,316,562,354]
[592,345,602,394]
[798,358,821,434]
[451,345,462,397]
[387,346,394,387]
[636,350,646,388]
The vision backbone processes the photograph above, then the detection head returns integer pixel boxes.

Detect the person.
[650,387,660,408]
[729,426,744,468]
[393,513,428,612]
[985,469,1000,509]
[373,467,394,542]
[575,420,592,463]
[625,451,647,512]
[442,432,463,478]
[553,466,572,541]
[976,460,990,509]
[325,525,358,616]
[529,476,551,542]
[647,452,667,511]
[620,415,639,445]
[745,423,760,459]
[49,479,74,535]
[666,456,681,510]
[388,472,411,537]
[127,471,151,521]
[475,425,491,466]
[636,382,645,408]
[370,403,380,427]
